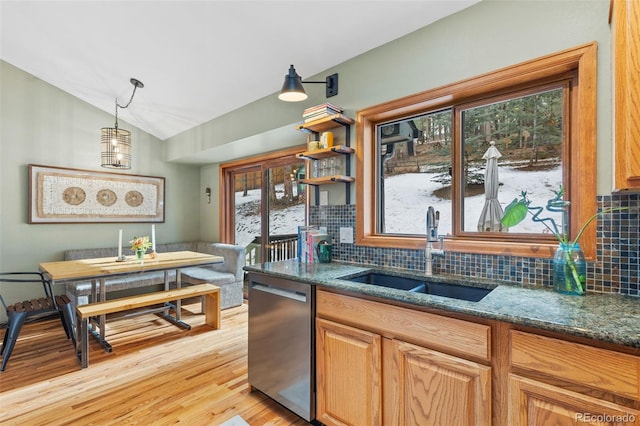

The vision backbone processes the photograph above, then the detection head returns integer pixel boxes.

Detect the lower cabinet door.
[386,339,492,426]
[316,318,382,426]
[508,374,640,426]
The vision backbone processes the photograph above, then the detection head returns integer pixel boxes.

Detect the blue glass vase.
[553,242,586,295]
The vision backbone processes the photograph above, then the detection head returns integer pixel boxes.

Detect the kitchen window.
[356,43,597,258]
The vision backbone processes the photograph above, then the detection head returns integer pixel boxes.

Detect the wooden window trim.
[356,42,598,259]
[219,145,306,244]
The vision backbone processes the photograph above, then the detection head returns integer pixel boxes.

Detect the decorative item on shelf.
[130,235,152,265]
[501,186,626,295]
[308,141,320,151]
[278,65,338,102]
[302,103,343,123]
[320,131,333,149]
[101,78,144,170]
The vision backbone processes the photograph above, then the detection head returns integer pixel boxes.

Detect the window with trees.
[356,43,597,258]
[220,146,307,264]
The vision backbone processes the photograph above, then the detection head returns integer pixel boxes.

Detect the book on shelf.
[297,226,329,263]
[302,103,343,122]
[303,102,343,115]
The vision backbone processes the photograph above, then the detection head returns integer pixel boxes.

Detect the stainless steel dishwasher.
[247,273,315,422]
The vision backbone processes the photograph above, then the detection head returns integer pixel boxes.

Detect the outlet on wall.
[339,227,353,244]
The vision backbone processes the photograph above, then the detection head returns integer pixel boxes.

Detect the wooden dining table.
[39,251,224,352]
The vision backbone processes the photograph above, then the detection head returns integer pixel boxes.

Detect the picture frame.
[28,164,165,224]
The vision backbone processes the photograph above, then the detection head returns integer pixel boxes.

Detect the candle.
[118,229,123,259]
[151,224,156,252]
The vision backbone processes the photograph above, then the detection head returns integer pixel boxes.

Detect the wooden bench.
[75,283,220,368]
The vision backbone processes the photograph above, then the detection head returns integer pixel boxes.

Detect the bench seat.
[75,283,221,368]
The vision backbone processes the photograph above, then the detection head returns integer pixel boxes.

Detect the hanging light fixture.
[278,65,338,102]
[101,78,144,169]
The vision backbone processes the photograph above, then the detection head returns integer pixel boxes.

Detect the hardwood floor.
[0,302,311,426]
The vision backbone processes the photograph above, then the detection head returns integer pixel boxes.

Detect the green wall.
[0,61,201,312]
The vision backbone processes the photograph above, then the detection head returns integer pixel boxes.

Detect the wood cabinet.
[316,290,491,425]
[386,339,491,426]
[315,289,640,426]
[611,0,640,190]
[509,330,640,426]
[316,318,382,426]
[509,375,640,426]
[296,114,355,204]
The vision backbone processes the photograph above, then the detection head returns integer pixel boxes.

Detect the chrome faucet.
[426,206,445,276]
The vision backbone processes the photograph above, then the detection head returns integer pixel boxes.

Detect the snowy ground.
[383,165,563,235]
[234,186,305,247]
[234,165,563,247]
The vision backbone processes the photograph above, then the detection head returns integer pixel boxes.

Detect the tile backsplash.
[310,192,639,297]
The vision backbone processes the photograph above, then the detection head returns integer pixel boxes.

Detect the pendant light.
[101,78,144,169]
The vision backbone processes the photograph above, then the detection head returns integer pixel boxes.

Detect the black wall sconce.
[278,65,338,102]
[205,187,211,204]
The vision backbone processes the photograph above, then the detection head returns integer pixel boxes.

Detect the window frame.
[356,43,598,259]
[220,145,306,246]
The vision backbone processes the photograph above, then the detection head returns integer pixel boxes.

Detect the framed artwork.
[28,164,165,223]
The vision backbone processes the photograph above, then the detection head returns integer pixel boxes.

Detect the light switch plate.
[339,227,353,244]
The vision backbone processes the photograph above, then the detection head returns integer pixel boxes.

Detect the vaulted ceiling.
[1,1,480,140]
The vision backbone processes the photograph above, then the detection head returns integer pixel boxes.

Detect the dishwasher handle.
[251,283,307,303]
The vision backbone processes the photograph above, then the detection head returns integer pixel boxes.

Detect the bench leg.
[203,291,221,329]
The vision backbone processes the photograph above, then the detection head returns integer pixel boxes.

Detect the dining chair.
[0,272,76,371]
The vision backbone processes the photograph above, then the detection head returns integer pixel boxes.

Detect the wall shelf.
[296,114,355,134]
[296,145,354,161]
[301,175,355,185]
[296,112,355,205]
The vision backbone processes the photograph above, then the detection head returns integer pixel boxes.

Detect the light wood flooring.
[0,301,311,426]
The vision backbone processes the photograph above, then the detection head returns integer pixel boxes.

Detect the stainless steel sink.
[339,272,494,302]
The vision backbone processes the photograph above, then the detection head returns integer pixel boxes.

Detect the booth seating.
[63,242,245,310]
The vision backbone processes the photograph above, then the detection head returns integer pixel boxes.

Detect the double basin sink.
[339,272,495,302]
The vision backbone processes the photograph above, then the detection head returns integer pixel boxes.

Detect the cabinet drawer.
[510,330,640,400]
[317,290,490,361]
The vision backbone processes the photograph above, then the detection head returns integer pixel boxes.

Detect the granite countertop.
[245,259,640,349]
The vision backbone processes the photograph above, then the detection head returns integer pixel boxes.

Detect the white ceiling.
[1,0,480,141]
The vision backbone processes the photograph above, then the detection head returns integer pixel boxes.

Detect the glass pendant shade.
[101,127,131,169]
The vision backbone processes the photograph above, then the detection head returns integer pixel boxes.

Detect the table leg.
[87,278,112,352]
[175,270,182,321]
[158,269,191,329]
[80,315,89,368]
